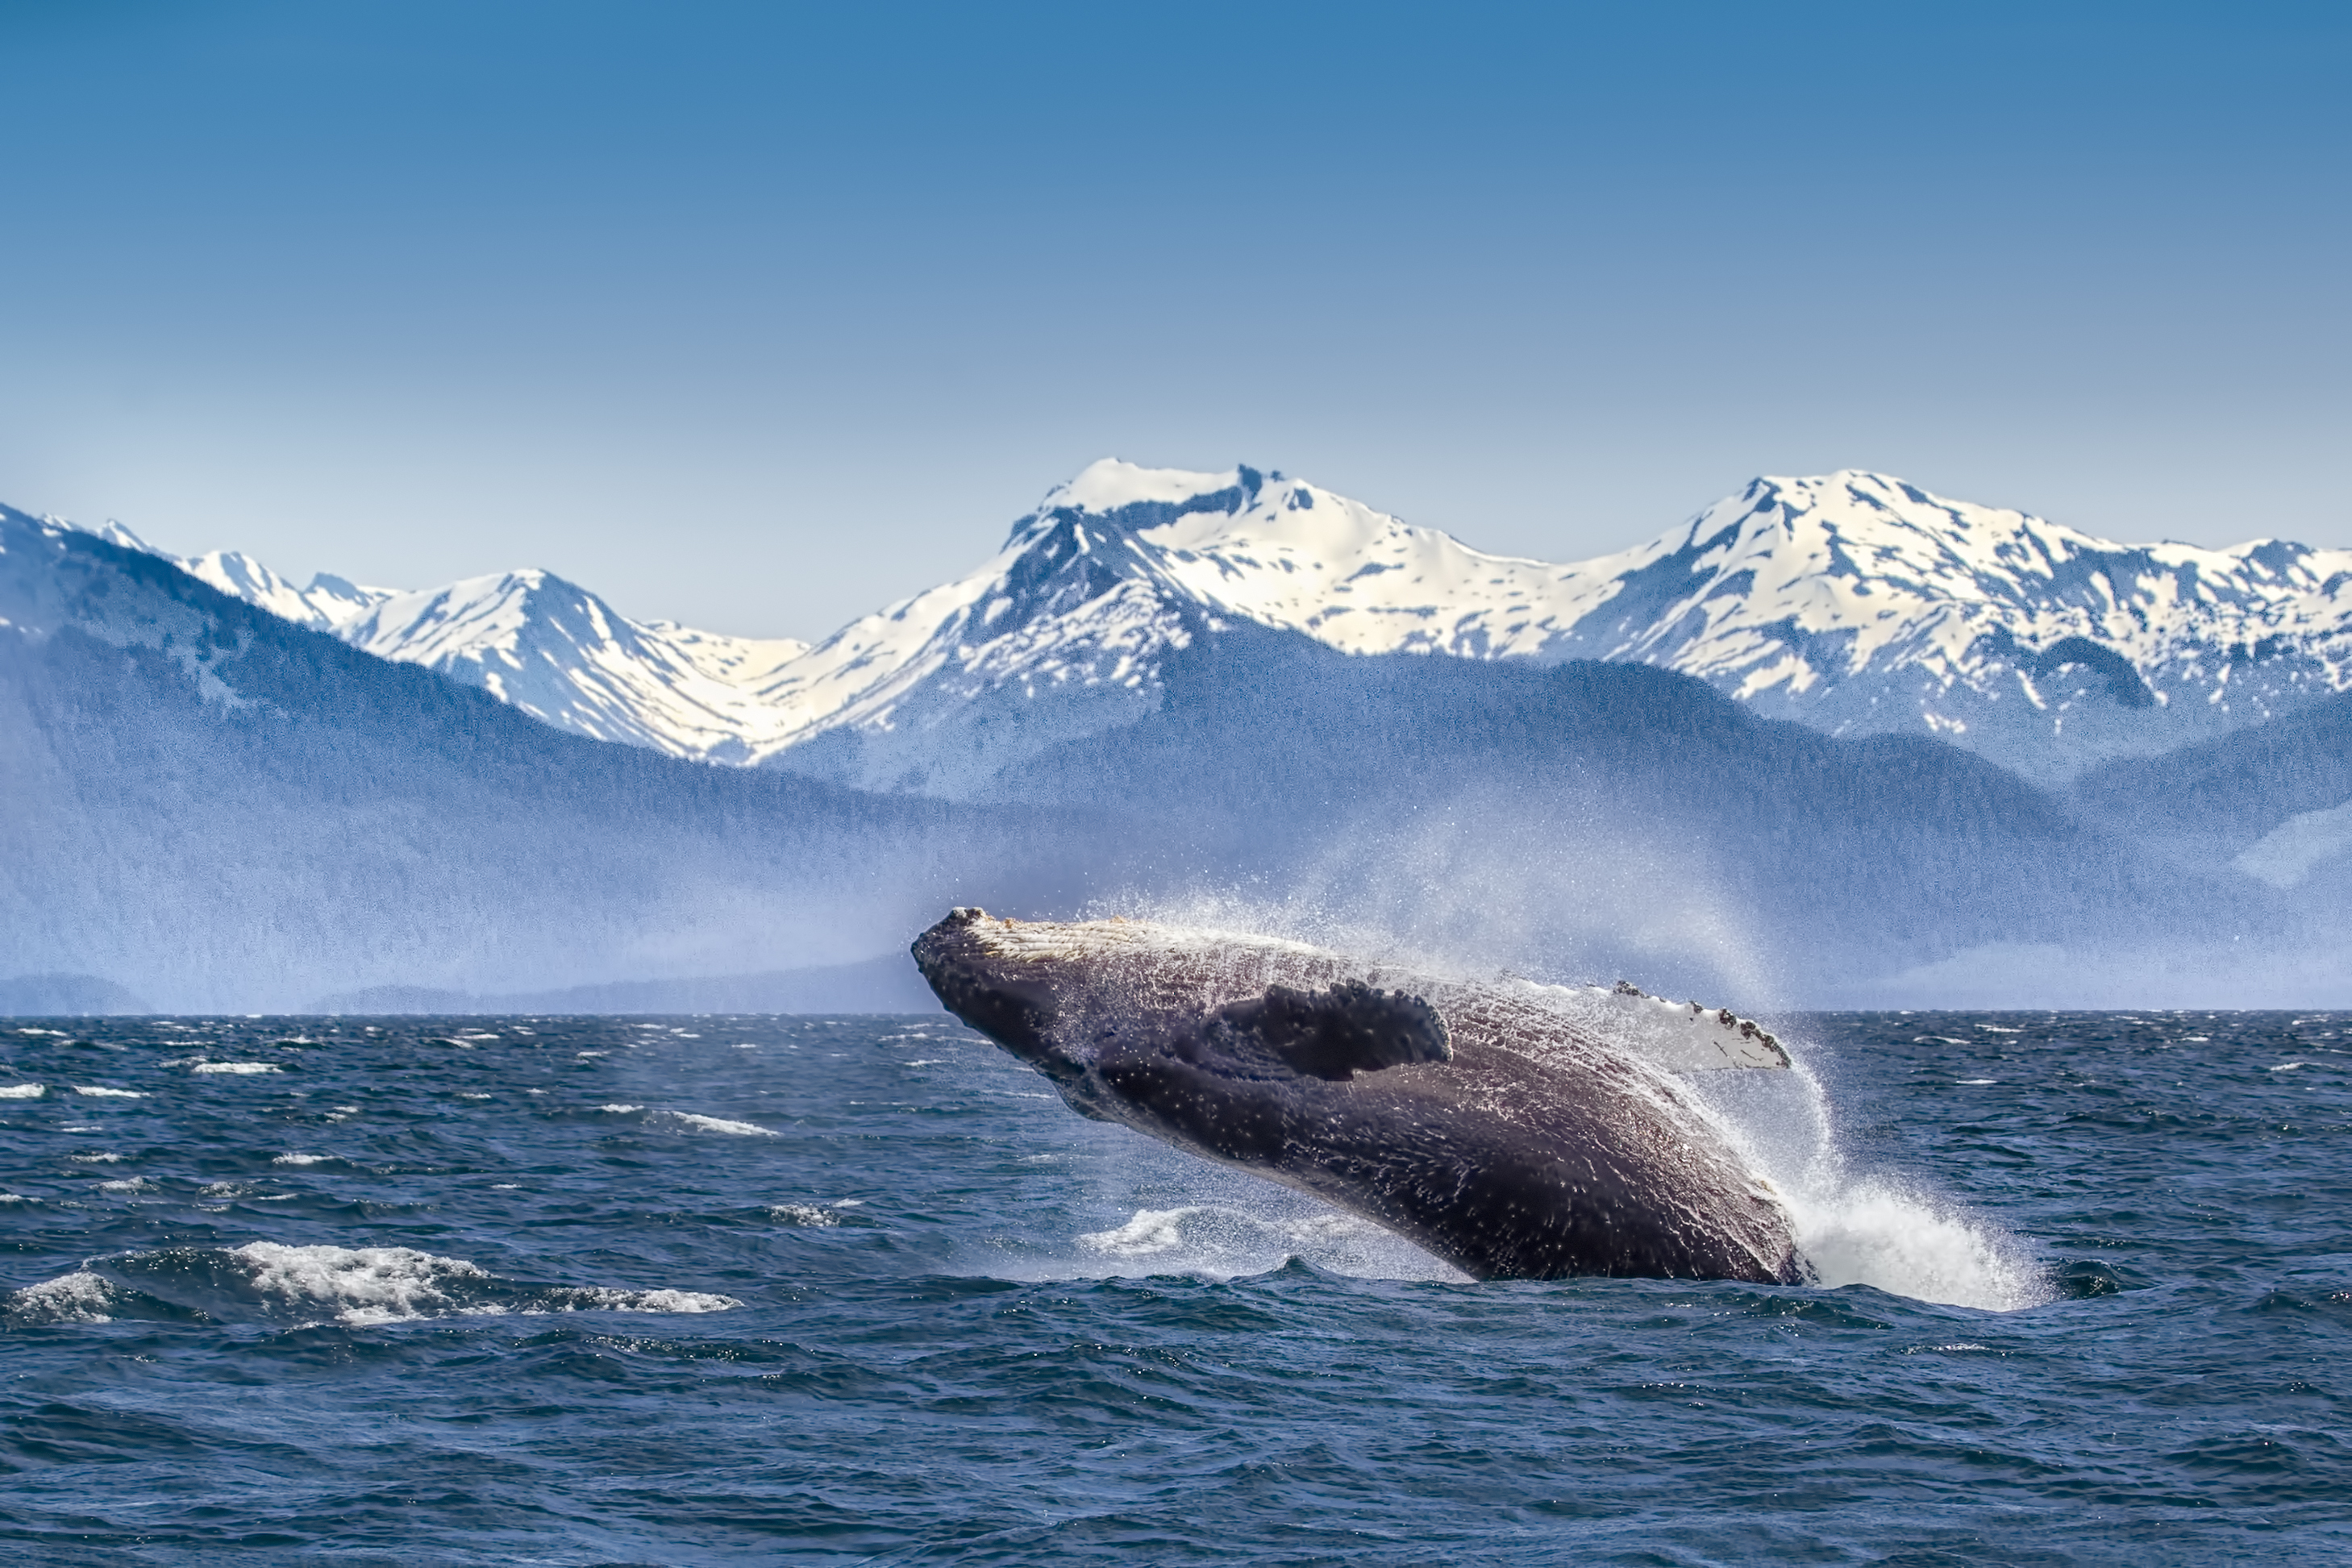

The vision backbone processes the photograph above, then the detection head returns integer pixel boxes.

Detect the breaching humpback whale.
[911,908,1805,1284]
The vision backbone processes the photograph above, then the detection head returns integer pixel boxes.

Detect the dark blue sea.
[1,1010,2345,1565]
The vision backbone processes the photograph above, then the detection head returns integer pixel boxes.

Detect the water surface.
[1,1012,2345,1563]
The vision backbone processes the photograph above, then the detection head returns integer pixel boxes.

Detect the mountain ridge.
[35,461,2352,789]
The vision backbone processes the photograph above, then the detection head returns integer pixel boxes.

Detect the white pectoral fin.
[1588,983,1792,1071]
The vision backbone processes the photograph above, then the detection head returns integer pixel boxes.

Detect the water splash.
[1697,1055,2048,1311]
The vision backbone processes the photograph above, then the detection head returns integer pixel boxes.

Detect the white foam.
[272,1153,329,1166]
[98,1179,156,1195]
[1063,1200,1466,1283]
[599,1288,738,1313]
[1078,1207,1196,1255]
[73,1086,145,1098]
[0,1083,45,1098]
[228,1242,740,1325]
[191,1062,281,1075]
[597,1103,642,1113]
[647,1110,775,1137]
[9,1270,114,1323]
[68,1152,123,1163]
[233,1242,489,1324]
[769,1204,839,1227]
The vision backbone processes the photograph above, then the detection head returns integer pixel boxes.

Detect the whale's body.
[911,909,1804,1284]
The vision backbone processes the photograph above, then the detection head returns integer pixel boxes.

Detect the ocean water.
[0,1010,2345,1565]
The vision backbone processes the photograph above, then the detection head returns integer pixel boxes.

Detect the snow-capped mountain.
[43,461,2352,790]
[339,576,808,760]
[1544,471,2352,780]
[44,518,810,759]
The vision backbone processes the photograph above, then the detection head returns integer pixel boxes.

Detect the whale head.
[907,907,1077,1080]
[909,906,1452,1120]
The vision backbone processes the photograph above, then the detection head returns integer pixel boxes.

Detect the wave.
[596,1104,777,1136]
[3,1242,740,1328]
[645,1110,776,1138]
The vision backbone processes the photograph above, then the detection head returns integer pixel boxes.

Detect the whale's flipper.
[1579,982,1792,1071]
[1212,981,1453,1081]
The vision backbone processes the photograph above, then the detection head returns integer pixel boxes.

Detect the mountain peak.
[1043,459,1266,518]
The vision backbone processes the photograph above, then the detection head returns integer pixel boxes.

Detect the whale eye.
[1211,981,1451,1082]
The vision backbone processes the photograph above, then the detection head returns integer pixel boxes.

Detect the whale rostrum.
[910,908,1805,1284]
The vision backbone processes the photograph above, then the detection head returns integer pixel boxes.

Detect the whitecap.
[597,1103,643,1113]
[68,1152,124,1164]
[7,1270,115,1323]
[190,1063,281,1075]
[73,1086,145,1098]
[228,1242,739,1325]
[646,1110,776,1138]
[0,1083,46,1099]
[272,1153,329,1167]
[2271,1062,2310,1072]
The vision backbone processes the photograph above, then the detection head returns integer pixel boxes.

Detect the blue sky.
[2,1,2344,636]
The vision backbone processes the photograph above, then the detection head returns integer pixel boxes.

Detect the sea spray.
[1694,1050,2049,1310]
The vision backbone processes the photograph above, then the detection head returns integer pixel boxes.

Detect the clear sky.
[2,1,2345,638]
